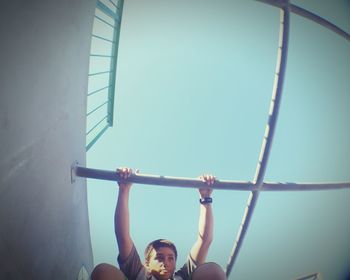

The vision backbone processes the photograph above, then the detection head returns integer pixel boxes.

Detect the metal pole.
[72,165,350,191]
[73,164,255,191]
[225,5,290,277]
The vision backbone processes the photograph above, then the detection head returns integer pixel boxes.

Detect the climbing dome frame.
[75,0,350,278]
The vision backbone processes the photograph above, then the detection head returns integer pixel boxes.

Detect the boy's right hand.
[116,167,133,190]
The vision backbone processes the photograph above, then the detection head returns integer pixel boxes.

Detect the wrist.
[119,187,131,195]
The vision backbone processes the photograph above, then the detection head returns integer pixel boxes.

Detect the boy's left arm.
[189,175,215,265]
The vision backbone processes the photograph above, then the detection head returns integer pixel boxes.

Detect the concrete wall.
[0,0,95,279]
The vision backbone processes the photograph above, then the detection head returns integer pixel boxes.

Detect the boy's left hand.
[199,174,215,198]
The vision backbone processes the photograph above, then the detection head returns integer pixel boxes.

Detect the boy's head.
[144,239,178,280]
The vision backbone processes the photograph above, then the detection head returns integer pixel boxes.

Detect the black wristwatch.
[199,197,212,204]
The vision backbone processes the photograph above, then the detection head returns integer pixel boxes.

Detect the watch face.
[200,197,212,204]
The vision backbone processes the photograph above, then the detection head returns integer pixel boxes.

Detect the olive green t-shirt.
[118,244,197,280]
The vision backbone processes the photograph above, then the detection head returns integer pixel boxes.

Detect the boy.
[91,168,226,280]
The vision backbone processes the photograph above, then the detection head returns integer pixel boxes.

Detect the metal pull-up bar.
[73,164,254,191]
[72,164,350,192]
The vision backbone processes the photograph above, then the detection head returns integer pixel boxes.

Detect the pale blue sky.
[87,1,350,279]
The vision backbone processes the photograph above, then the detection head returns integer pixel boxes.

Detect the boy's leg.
[91,263,127,280]
[191,262,227,280]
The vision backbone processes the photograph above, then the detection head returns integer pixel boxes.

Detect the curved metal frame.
[225,1,349,276]
[225,4,290,276]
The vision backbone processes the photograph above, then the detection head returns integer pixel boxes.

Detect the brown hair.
[144,239,178,263]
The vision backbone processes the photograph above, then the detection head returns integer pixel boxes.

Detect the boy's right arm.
[114,167,134,261]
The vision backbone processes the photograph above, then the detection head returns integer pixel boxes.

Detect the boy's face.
[146,247,176,280]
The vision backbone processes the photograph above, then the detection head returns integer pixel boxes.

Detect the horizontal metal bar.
[90,54,114,58]
[88,70,112,77]
[75,166,254,190]
[87,101,109,117]
[88,85,111,96]
[92,34,115,44]
[86,116,108,136]
[262,182,350,191]
[95,15,116,29]
[73,166,350,191]
[86,125,109,151]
